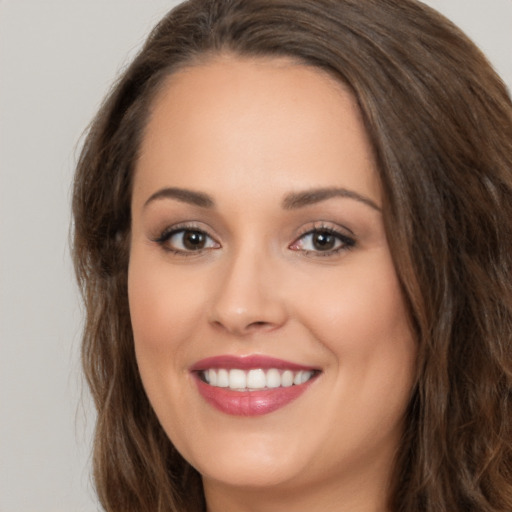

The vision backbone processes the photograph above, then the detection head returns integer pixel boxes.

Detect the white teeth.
[266,369,281,388]
[228,369,246,390]
[300,371,313,384]
[201,368,316,390]
[217,369,229,387]
[246,369,266,389]
[207,369,217,386]
[281,370,294,387]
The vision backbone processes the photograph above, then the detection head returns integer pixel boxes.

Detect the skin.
[129,55,417,512]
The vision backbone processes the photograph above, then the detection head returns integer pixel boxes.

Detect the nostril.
[247,321,271,330]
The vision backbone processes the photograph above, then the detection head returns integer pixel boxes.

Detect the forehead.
[133,55,380,208]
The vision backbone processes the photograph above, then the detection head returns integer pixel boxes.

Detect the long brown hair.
[72,1,512,510]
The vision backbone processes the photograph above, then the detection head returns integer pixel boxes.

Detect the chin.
[197,451,311,492]
[168,419,314,490]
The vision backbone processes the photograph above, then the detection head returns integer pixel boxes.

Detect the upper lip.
[189,354,319,372]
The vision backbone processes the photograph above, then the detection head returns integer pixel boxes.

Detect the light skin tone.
[129,55,417,512]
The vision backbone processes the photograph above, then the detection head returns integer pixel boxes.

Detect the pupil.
[313,231,335,250]
[183,231,205,250]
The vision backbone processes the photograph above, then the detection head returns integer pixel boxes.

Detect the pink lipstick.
[190,355,319,416]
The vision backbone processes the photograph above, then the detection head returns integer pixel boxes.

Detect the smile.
[191,355,321,416]
[200,368,316,391]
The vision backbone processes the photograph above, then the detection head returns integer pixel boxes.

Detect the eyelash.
[290,224,356,257]
[153,223,356,257]
[153,223,219,256]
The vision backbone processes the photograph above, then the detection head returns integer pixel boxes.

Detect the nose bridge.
[209,240,286,335]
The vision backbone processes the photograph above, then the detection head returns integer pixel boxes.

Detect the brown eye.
[156,227,220,253]
[311,231,336,251]
[289,228,355,256]
[182,230,207,250]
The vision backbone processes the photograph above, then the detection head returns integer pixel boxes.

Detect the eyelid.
[150,220,355,257]
[152,222,221,255]
[293,221,355,238]
[289,222,356,256]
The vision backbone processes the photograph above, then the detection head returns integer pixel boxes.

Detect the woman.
[72,0,512,511]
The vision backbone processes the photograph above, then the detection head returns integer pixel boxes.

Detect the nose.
[208,247,288,336]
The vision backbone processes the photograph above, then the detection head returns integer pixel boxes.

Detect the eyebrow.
[144,187,215,209]
[282,187,381,211]
[143,186,381,212]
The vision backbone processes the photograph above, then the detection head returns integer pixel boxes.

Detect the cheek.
[127,251,209,442]
[300,262,416,459]
[127,250,204,379]
[303,262,410,346]
[129,251,198,333]
[297,254,416,411]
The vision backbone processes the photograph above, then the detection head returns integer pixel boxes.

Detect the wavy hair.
[72,1,512,510]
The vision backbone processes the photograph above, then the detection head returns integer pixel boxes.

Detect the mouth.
[198,367,317,390]
[190,355,321,416]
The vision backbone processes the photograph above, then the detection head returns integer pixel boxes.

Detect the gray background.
[1,1,510,511]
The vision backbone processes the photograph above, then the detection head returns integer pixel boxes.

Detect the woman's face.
[129,56,416,506]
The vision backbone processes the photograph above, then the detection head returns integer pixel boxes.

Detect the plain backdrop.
[0,1,510,511]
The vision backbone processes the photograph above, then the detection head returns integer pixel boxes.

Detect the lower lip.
[193,376,316,416]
